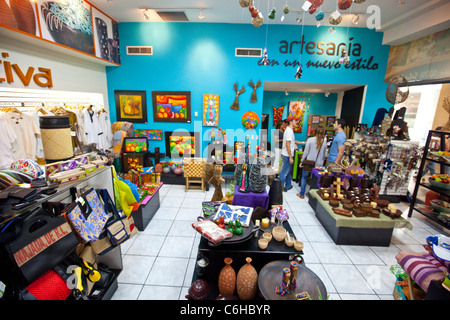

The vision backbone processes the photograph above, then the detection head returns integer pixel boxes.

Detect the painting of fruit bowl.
[114,90,147,123]
[153,91,191,123]
[123,137,148,153]
[165,131,199,158]
[428,174,450,190]
[40,0,95,55]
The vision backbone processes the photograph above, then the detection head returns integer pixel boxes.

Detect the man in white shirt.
[280,116,299,191]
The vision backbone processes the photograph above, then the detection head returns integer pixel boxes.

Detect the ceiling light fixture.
[143,9,151,20]
[352,14,360,25]
[198,8,205,19]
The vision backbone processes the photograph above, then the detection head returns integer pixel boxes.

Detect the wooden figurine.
[349,174,359,189]
[230,82,246,110]
[275,268,291,296]
[238,164,250,193]
[288,261,298,290]
[333,177,344,197]
[370,184,380,200]
[205,164,225,201]
[320,172,332,188]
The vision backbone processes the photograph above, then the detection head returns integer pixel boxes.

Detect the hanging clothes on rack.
[1,110,40,160]
[97,109,113,152]
[83,106,100,147]
[0,117,18,168]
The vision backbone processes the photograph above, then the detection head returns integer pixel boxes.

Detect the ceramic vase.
[236,257,258,300]
[268,175,283,207]
[218,257,236,296]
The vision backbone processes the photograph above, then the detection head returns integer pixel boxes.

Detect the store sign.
[0,52,53,88]
[258,35,379,71]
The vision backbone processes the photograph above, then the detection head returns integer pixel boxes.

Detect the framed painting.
[311,115,320,124]
[153,91,191,123]
[288,100,305,133]
[114,90,147,123]
[134,129,163,141]
[327,116,336,127]
[164,131,200,158]
[202,94,219,126]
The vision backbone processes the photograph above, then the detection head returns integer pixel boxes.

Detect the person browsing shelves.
[326,118,346,167]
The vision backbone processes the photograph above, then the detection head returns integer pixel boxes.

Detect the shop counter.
[131,183,162,231]
[310,168,364,189]
[308,189,412,246]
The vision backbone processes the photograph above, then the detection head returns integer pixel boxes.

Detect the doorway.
[340,86,365,129]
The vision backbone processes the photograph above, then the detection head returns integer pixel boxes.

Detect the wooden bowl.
[285,234,295,247]
[294,240,304,252]
[272,226,286,241]
[262,232,272,242]
[258,238,268,250]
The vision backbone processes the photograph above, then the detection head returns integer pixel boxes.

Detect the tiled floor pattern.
[111,182,448,300]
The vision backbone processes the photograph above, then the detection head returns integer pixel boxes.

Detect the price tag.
[302,1,312,11]
[331,10,341,20]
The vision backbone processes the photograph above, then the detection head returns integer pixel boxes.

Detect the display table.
[310,168,363,189]
[131,183,162,231]
[258,260,327,300]
[231,184,269,209]
[308,189,413,246]
[192,221,303,300]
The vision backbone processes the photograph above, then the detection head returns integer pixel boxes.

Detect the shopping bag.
[0,207,79,286]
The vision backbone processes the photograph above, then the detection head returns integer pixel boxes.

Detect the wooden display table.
[258,260,327,300]
[308,189,413,246]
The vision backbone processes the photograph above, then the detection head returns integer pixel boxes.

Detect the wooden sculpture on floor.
[230,82,246,110]
[248,79,261,103]
[205,163,225,201]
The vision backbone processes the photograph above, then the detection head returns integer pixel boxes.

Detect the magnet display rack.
[408,130,450,231]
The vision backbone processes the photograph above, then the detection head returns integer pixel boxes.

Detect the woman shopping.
[297,127,327,199]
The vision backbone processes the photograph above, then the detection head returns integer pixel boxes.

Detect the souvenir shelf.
[408,130,450,231]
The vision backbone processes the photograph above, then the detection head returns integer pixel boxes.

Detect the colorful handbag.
[98,189,130,246]
[10,159,44,179]
[0,208,79,287]
[64,189,108,243]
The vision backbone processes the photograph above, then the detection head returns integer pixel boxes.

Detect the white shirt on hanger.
[83,108,100,146]
[0,117,17,168]
[3,112,40,160]
[98,111,113,151]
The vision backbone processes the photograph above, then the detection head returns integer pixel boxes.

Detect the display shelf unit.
[408,130,450,231]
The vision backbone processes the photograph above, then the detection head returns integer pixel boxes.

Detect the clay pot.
[236,257,258,300]
[185,279,210,300]
[218,257,236,296]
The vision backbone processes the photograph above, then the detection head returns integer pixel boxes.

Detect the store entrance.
[340,86,365,129]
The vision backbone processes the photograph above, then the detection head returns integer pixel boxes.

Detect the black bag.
[301,159,316,172]
[0,207,79,287]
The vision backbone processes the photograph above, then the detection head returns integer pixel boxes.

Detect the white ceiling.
[88,0,450,93]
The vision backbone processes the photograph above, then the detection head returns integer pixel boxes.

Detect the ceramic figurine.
[238,164,249,193]
[288,261,298,290]
[275,268,291,296]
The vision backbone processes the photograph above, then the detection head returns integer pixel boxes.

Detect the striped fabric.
[396,252,448,292]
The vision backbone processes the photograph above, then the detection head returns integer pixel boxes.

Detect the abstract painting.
[288,100,305,133]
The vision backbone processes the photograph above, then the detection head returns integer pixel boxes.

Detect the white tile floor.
[111,182,448,300]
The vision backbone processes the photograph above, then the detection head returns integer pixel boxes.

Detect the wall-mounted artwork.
[134,129,163,141]
[327,116,336,127]
[114,90,147,123]
[1,0,40,37]
[242,111,260,129]
[202,94,219,127]
[288,101,305,133]
[164,131,200,158]
[38,0,95,55]
[273,106,284,127]
[153,91,191,123]
[92,6,120,64]
[311,115,320,124]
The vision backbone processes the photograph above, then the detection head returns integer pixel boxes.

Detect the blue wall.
[106,22,390,160]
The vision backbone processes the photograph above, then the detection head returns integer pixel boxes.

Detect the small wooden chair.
[183,158,206,191]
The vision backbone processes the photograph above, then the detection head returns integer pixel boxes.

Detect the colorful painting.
[273,106,284,127]
[242,111,260,129]
[203,94,219,126]
[114,90,147,123]
[311,115,320,124]
[288,101,305,133]
[327,116,336,127]
[134,129,163,141]
[2,0,39,37]
[153,91,191,123]
[123,137,148,153]
[164,131,199,158]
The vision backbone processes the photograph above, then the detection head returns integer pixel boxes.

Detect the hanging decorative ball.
[294,65,303,80]
[309,0,324,6]
[315,11,324,21]
[268,7,276,19]
[338,0,353,10]
[249,6,258,18]
[283,5,290,14]
[339,45,350,65]
[308,6,317,14]
[239,0,253,8]
[354,0,365,3]
[329,14,343,25]
[252,12,264,27]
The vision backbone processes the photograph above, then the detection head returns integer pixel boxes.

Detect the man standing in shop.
[326,118,347,167]
[280,116,299,191]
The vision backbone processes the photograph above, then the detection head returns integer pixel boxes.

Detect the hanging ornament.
[339,45,350,65]
[239,0,253,8]
[249,6,264,27]
[354,0,365,3]
[315,11,324,21]
[294,65,303,80]
[249,6,258,18]
[338,0,353,10]
[268,7,276,19]
[329,13,342,25]
[283,5,290,14]
[261,48,269,66]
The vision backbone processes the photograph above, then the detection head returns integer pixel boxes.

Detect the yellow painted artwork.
[120,95,143,119]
